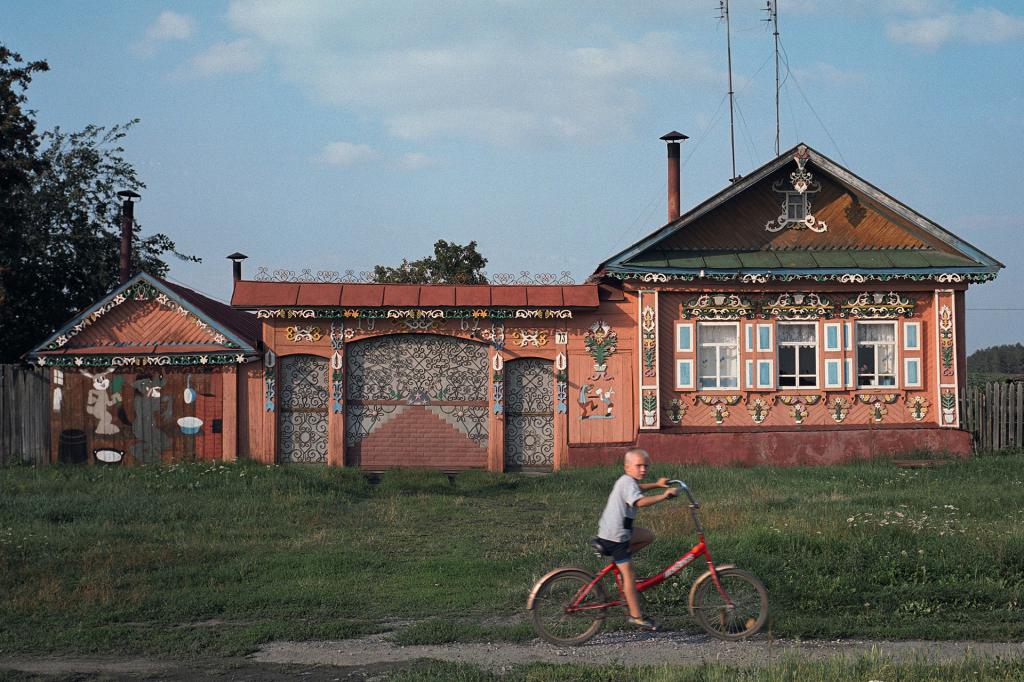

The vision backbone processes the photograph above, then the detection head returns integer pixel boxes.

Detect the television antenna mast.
[763,0,781,156]
[718,0,738,182]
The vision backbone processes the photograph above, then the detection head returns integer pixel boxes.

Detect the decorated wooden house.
[26,273,260,466]
[230,141,1000,470]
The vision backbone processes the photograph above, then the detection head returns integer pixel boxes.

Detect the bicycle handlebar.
[666,480,700,508]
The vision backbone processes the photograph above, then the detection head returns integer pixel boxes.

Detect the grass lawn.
[1,451,1023,657]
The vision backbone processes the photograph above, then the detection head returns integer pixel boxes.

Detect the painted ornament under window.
[828,397,851,423]
[665,398,687,425]
[907,395,930,421]
[747,397,771,424]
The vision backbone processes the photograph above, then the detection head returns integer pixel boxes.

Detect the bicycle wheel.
[689,567,768,641]
[530,569,608,646]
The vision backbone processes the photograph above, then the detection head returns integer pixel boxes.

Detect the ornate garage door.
[278,355,329,464]
[345,334,488,469]
[504,358,554,471]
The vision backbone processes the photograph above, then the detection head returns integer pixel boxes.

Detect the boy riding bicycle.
[593,448,677,631]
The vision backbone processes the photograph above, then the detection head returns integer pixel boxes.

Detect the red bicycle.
[527,480,768,645]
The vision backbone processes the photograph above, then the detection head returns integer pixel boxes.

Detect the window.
[698,322,739,389]
[857,322,897,387]
[778,323,817,388]
[786,192,807,222]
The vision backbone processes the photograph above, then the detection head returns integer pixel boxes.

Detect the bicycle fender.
[687,564,736,617]
[526,567,591,611]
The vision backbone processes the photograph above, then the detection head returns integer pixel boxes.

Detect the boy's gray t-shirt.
[597,474,643,542]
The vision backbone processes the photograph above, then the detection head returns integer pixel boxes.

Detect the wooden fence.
[962,381,1024,452]
[0,364,50,466]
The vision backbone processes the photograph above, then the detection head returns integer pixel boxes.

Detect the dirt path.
[252,631,1024,670]
[2,634,1022,679]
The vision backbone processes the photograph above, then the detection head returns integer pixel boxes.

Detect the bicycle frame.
[566,481,733,613]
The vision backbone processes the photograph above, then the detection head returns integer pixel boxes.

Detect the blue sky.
[7,0,1023,351]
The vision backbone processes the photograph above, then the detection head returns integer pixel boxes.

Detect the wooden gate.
[278,355,329,463]
[504,357,555,471]
[345,334,488,469]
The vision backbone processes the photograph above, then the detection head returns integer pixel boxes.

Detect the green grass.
[2,452,1024,657]
[382,653,1024,681]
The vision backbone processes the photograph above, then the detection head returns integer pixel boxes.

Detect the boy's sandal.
[628,616,661,632]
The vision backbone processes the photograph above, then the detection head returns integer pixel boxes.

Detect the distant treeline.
[967,343,1024,375]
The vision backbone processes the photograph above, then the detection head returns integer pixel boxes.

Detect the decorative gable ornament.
[765,145,828,234]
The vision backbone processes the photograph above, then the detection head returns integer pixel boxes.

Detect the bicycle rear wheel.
[689,567,768,640]
[529,569,608,646]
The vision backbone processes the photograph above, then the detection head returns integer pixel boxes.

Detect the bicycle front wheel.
[529,569,608,646]
[690,567,768,640]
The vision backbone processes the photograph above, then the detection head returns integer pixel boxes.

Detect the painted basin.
[94,449,123,464]
[177,416,203,435]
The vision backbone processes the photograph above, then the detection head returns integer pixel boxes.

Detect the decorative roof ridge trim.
[254,307,576,320]
[28,273,256,359]
[605,271,996,284]
[34,352,253,368]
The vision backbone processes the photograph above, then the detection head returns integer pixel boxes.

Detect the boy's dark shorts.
[594,537,632,563]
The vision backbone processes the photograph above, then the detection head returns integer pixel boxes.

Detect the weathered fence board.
[0,364,51,465]
[963,381,1024,453]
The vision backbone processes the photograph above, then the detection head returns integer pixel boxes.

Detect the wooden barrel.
[57,429,88,464]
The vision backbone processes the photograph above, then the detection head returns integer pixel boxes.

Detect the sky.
[6,0,1024,351]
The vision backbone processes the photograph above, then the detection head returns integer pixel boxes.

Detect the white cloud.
[320,142,379,166]
[887,7,1024,49]
[132,10,195,57]
[189,39,264,77]
[223,1,719,145]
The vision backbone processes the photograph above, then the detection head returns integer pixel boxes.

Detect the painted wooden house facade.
[26,142,1001,469]
[27,273,260,466]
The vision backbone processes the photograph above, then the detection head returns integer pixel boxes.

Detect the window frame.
[776,321,819,390]
[697,321,740,390]
[856,321,899,388]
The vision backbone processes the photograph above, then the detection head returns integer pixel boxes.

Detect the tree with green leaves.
[0,44,196,363]
[373,239,488,284]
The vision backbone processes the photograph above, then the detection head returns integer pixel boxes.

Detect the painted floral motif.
[747,397,771,424]
[682,294,753,320]
[665,398,687,425]
[907,395,930,421]
[712,403,730,424]
[641,305,657,378]
[840,292,914,319]
[511,329,549,347]
[697,395,743,406]
[257,307,575,320]
[555,352,568,415]
[330,322,344,414]
[286,325,323,342]
[609,272,997,284]
[762,292,832,320]
[776,394,820,425]
[584,321,617,379]
[641,390,658,427]
[941,390,957,425]
[492,354,504,419]
[939,305,955,376]
[828,397,851,423]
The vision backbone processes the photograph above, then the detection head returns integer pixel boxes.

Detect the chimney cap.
[660,131,689,142]
[227,252,248,261]
[116,189,141,201]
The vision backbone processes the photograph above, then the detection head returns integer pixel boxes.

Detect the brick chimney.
[660,131,688,222]
[116,190,141,283]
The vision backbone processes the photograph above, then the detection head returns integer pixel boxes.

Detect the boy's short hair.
[624,448,650,463]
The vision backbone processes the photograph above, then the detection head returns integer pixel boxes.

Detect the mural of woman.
[132,374,172,464]
[82,369,121,435]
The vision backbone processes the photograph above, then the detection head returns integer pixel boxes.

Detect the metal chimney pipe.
[116,190,141,283]
[227,252,248,281]
[660,131,688,222]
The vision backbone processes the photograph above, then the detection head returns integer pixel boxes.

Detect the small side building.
[26,273,260,466]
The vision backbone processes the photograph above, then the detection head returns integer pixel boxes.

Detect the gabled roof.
[231,281,601,309]
[596,143,1002,282]
[27,272,259,367]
